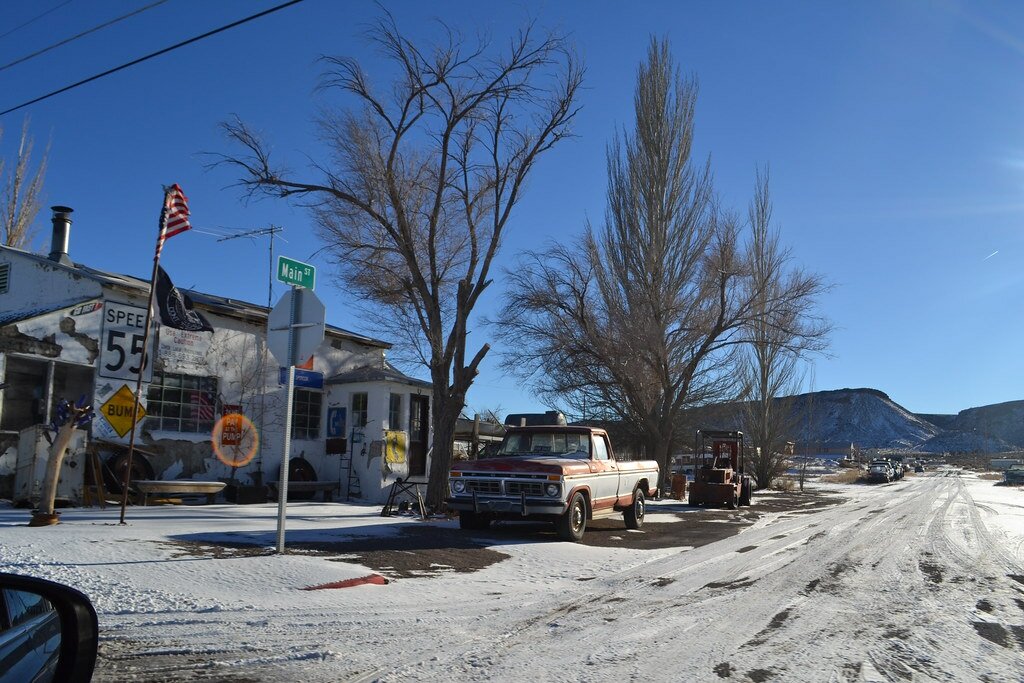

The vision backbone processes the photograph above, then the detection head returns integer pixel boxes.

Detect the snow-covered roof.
[0,244,389,349]
[0,297,96,326]
[326,361,430,389]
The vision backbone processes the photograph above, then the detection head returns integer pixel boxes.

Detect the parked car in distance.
[0,574,98,683]
[914,463,925,473]
[867,461,893,483]
[1003,463,1024,485]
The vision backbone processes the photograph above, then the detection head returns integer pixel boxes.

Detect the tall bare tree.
[1,118,48,248]
[741,171,829,489]
[497,39,829,490]
[497,38,747,488]
[213,12,582,508]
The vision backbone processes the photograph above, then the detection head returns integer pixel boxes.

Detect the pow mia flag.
[155,266,214,332]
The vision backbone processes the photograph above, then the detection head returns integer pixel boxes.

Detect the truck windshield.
[498,432,591,457]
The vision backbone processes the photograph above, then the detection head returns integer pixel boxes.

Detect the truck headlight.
[452,479,466,494]
[545,483,559,497]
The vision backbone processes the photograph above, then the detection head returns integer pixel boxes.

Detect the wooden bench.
[133,480,227,506]
[267,481,337,503]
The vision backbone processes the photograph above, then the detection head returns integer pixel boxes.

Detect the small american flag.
[155,184,191,258]
[191,392,214,421]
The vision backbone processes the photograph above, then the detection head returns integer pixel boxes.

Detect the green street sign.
[277,256,316,290]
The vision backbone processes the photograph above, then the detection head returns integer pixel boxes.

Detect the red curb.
[302,574,389,590]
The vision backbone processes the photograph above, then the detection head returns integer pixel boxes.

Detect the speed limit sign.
[99,301,153,383]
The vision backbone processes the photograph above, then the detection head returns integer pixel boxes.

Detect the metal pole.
[120,191,168,524]
[275,286,299,553]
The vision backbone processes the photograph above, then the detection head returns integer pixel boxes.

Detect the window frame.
[291,388,322,441]
[352,392,368,429]
[388,393,403,430]
[146,371,218,433]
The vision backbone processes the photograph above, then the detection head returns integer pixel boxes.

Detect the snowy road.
[338,472,1024,683]
[3,471,1023,682]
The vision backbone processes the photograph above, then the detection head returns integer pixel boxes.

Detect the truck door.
[589,434,618,510]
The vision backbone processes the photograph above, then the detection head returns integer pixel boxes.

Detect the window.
[0,263,9,294]
[389,393,403,430]
[146,372,218,433]
[352,392,368,429]
[291,389,322,440]
[3,589,55,628]
[593,436,609,461]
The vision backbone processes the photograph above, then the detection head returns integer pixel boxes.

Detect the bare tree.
[497,40,830,491]
[213,12,582,509]
[497,38,749,489]
[1,118,48,248]
[741,172,829,489]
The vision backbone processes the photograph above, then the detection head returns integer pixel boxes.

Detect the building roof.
[0,297,96,327]
[0,244,390,349]
[326,360,431,389]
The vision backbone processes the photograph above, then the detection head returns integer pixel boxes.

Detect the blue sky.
[1,0,1022,416]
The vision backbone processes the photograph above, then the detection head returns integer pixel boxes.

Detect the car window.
[593,436,609,461]
[499,432,591,456]
[2,589,55,628]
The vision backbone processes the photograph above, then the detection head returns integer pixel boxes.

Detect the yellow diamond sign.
[101,384,147,437]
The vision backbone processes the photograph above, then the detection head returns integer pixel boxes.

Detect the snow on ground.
[1,469,1022,682]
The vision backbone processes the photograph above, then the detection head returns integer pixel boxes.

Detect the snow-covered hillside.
[787,388,941,449]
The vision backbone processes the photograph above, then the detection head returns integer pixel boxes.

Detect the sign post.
[266,286,325,553]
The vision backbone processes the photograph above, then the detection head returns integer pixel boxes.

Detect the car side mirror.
[0,573,98,683]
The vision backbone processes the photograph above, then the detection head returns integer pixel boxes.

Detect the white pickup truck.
[446,424,659,542]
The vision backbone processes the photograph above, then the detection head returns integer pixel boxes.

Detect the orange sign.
[221,405,242,446]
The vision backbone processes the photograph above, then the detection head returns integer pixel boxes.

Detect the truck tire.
[459,511,491,531]
[624,489,645,530]
[727,491,738,510]
[556,492,587,542]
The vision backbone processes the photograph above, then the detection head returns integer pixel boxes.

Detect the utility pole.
[218,225,285,484]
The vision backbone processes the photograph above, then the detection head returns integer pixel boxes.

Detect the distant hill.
[678,388,1022,454]
[786,388,941,451]
[940,400,1024,448]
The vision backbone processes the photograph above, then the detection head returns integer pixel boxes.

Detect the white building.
[0,207,432,505]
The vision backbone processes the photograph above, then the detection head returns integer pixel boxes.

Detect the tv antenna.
[217,225,286,476]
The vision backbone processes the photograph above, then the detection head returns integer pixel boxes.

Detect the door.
[408,395,429,477]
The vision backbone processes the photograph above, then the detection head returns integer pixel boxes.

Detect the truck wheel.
[459,511,491,531]
[739,479,752,506]
[556,493,587,542]
[624,489,645,530]
[727,491,738,510]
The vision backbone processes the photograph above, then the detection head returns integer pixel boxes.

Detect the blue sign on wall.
[327,407,346,438]
[278,367,324,389]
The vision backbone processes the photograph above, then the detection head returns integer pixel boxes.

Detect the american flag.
[155,184,191,258]
[191,392,214,421]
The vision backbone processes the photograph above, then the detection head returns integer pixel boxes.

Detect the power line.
[0,0,170,74]
[0,0,74,41]
[0,0,306,118]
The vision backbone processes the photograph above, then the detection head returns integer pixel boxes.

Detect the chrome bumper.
[446,491,567,516]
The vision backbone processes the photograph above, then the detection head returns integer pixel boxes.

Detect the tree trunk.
[425,387,462,512]
[646,433,673,494]
[37,422,78,518]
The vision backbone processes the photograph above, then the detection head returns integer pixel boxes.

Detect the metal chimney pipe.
[48,206,74,265]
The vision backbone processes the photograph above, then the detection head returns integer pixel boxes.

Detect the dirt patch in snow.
[485,488,844,551]
[163,526,511,580]
[161,489,843,580]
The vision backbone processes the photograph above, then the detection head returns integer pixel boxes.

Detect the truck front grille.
[465,480,501,495]
[505,481,544,497]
